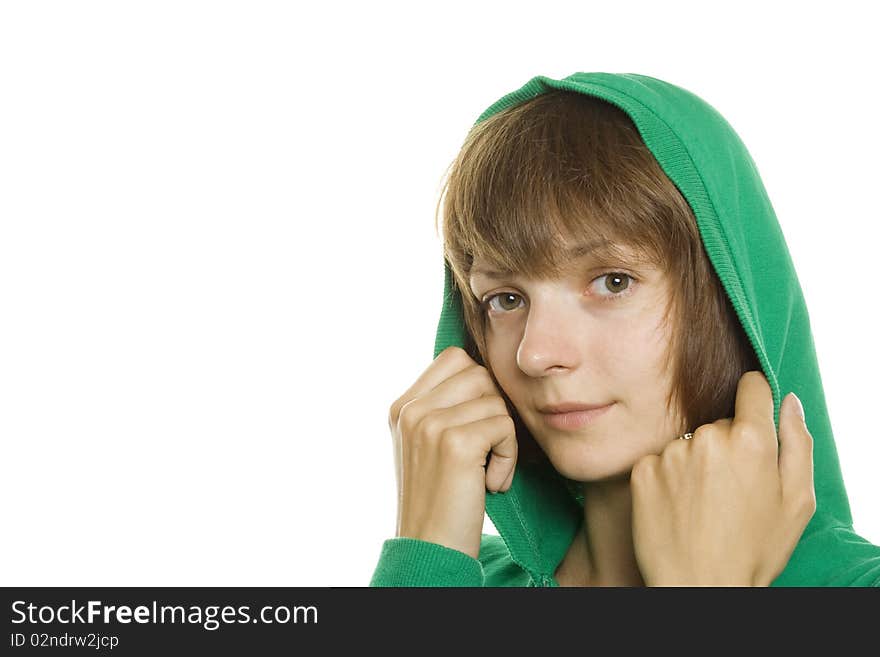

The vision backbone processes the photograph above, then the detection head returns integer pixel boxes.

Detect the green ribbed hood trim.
[433,72,875,586]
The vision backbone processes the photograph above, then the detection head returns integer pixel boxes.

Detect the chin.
[540,440,640,483]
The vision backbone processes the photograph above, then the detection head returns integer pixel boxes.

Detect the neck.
[554,476,645,587]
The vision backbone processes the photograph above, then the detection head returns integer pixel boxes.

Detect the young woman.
[371,72,880,586]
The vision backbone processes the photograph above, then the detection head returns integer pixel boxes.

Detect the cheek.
[485,338,514,379]
[610,312,673,385]
[483,333,527,403]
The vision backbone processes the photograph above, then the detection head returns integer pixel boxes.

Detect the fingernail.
[789,392,805,420]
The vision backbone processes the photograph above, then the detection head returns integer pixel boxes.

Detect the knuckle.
[733,424,772,453]
[692,423,717,440]
[396,398,419,434]
[469,362,491,382]
[664,438,689,459]
[802,488,818,515]
[631,455,657,481]
[488,394,509,416]
[688,427,708,444]
[439,428,471,461]
[499,413,516,436]
[802,429,814,449]
[797,501,816,527]
[689,431,714,452]
[630,461,644,481]
[441,345,470,365]
[790,487,817,523]
[418,412,444,441]
[388,397,404,428]
[468,361,492,379]
[471,370,500,398]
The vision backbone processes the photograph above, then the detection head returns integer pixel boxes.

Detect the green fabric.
[370,72,880,587]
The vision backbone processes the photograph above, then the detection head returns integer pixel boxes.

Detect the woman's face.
[469,240,686,482]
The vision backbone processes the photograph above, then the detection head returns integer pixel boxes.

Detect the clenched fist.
[631,371,816,586]
[387,346,519,560]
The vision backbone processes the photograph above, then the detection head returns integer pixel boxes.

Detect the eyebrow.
[470,238,614,279]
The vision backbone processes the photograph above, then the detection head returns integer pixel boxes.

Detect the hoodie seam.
[503,484,544,577]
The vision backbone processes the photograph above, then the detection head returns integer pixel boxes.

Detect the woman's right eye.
[484,293,524,314]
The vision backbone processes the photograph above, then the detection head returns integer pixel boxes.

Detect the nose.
[516,297,582,377]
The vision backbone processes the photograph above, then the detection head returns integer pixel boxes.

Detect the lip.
[539,401,613,414]
[540,402,615,430]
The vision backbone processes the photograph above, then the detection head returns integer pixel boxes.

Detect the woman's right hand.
[387,346,519,560]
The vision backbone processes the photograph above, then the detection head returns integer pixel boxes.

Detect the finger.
[418,361,501,412]
[391,346,476,423]
[630,454,660,496]
[499,464,515,492]
[731,370,776,439]
[408,345,475,399]
[671,418,729,444]
[683,418,731,443]
[778,392,815,511]
[467,415,518,492]
[428,394,510,432]
[394,366,503,447]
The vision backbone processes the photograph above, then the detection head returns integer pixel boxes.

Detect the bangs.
[461,201,664,283]
[438,89,681,282]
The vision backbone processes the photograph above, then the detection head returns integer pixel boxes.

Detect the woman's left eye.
[592,272,636,301]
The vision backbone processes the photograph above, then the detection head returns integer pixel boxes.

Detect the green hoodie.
[370,72,880,587]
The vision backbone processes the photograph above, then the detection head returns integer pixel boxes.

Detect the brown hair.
[434,89,760,465]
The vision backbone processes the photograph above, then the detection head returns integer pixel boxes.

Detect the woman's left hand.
[630,371,817,586]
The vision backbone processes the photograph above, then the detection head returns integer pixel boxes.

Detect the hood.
[433,72,876,586]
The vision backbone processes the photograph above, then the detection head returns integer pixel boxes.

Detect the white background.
[1,1,877,586]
